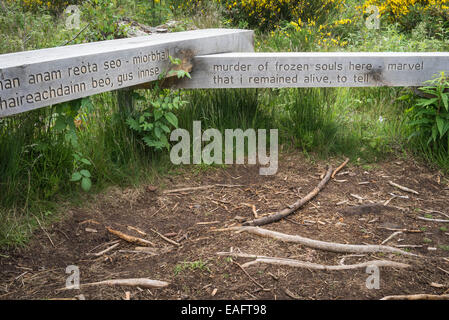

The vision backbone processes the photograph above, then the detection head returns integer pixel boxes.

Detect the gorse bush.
[8,0,83,14]
[220,0,345,31]
[362,0,449,33]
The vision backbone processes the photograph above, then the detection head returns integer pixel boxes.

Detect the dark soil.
[1,152,449,300]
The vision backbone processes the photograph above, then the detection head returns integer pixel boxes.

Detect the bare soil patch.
[1,153,449,300]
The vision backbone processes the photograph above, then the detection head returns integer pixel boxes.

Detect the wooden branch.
[218,252,409,270]
[332,158,349,179]
[232,226,418,256]
[89,243,120,257]
[388,181,419,195]
[422,209,449,219]
[381,231,402,245]
[151,228,181,247]
[232,261,266,290]
[417,216,449,223]
[107,227,155,246]
[376,227,423,233]
[127,225,147,236]
[381,294,449,300]
[242,166,333,226]
[242,257,409,270]
[63,278,169,290]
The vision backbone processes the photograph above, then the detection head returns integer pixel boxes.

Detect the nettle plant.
[126,56,189,151]
[53,97,94,192]
[406,72,449,151]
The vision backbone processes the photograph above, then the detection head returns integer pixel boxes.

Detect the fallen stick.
[242,257,409,270]
[332,158,349,179]
[232,226,417,256]
[417,216,449,223]
[422,209,449,219]
[163,184,243,194]
[232,261,266,290]
[62,278,169,290]
[242,203,258,218]
[388,181,419,195]
[107,227,155,247]
[127,225,147,236]
[217,252,409,270]
[381,231,402,245]
[90,243,120,257]
[242,166,333,226]
[151,228,181,247]
[380,294,449,300]
[376,227,422,233]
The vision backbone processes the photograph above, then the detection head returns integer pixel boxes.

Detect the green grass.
[174,260,211,275]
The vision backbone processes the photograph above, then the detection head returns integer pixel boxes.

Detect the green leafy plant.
[406,72,449,150]
[53,97,94,192]
[70,152,93,192]
[126,57,188,151]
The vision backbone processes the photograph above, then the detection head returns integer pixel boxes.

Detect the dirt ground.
[1,152,449,300]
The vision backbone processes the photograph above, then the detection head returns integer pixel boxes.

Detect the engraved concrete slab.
[174,52,449,89]
[0,29,254,117]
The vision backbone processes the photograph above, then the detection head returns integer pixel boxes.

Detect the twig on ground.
[90,243,120,257]
[417,216,449,223]
[232,261,266,290]
[388,181,419,195]
[60,278,169,290]
[219,252,409,270]
[231,226,418,256]
[127,225,147,236]
[242,166,333,226]
[107,227,155,246]
[242,203,258,218]
[332,158,349,179]
[381,231,402,245]
[422,209,449,219]
[151,228,181,247]
[380,294,449,300]
[34,215,55,247]
[376,227,422,233]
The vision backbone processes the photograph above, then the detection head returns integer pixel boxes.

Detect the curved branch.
[243,166,333,226]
